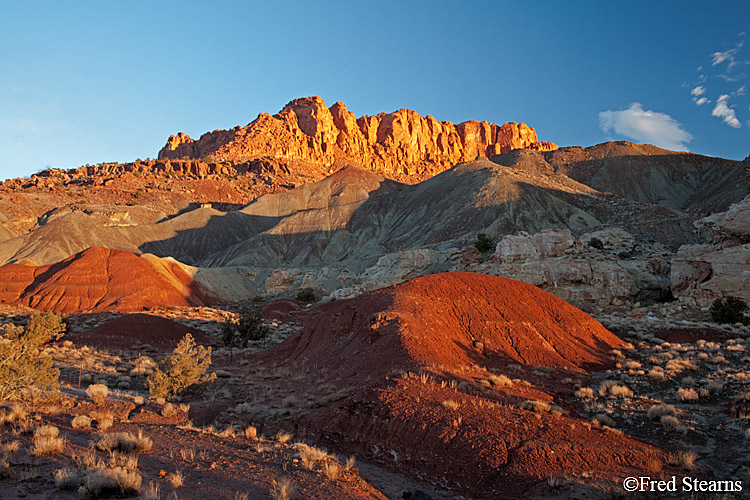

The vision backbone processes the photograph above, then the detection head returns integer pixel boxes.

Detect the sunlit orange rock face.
[159,96,557,182]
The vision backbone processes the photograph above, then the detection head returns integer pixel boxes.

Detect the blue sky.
[2,1,749,180]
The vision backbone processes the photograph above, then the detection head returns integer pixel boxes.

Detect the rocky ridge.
[158,96,558,182]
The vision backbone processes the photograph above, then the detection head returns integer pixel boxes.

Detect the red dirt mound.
[72,313,211,350]
[253,273,663,499]
[272,272,623,380]
[0,247,213,313]
[261,299,301,320]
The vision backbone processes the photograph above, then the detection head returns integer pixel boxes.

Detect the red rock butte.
[0,247,212,313]
[158,96,557,182]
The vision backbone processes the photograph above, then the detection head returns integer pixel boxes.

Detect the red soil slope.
[72,313,211,350]
[257,273,663,498]
[0,247,212,313]
[274,272,623,378]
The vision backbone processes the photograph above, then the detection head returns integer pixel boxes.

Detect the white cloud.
[598,103,693,151]
[694,97,709,106]
[712,95,742,128]
[691,86,706,96]
[712,48,739,66]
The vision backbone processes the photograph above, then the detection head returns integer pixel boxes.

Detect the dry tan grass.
[244,425,258,440]
[54,467,80,490]
[275,430,293,444]
[71,415,92,429]
[344,455,356,470]
[677,387,699,402]
[270,477,295,500]
[96,430,153,454]
[324,462,340,480]
[442,399,460,410]
[86,383,109,404]
[487,374,513,387]
[141,480,160,500]
[168,469,184,488]
[574,387,594,399]
[32,425,65,456]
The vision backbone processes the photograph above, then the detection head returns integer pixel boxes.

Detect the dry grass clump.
[706,380,724,394]
[677,387,699,402]
[270,477,295,500]
[130,356,157,376]
[168,469,184,488]
[142,480,160,500]
[275,430,293,444]
[96,430,153,454]
[667,450,699,470]
[324,462,340,480]
[244,425,258,440]
[599,381,633,398]
[647,403,676,420]
[54,467,80,490]
[86,384,109,404]
[442,399,460,410]
[295,442,331,470]
[487,374,513,387]
[0,404,28,426]
[519,400,563,416]
[71,415,93,429]
[32,425,66,456]
[574,387,594,399]
[81,466,142,497]
[91,410,114,430]
[344,455,356,470]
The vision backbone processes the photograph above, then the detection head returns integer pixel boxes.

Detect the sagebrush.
[146,334,216,399]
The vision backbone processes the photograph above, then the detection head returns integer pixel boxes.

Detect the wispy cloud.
[687,33,748,129]
[712,95,741,128]
[599,103,693,151]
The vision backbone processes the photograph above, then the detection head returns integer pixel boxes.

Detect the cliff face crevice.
[158,96,557,182]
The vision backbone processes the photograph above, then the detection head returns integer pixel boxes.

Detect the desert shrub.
[487,374,513,387]
[81,466,142,497]
[647,404,676,420]
[296,287,316,302]
[96,430,152,454]
[574,387,594,399]
[0,312,66,401]
[86,383,109,404]
[54,467,80,490]
[222,309,269,349]
[594,414,615,427]
[146,334,216,399]
[32,425,65,455]
[588,237,604,249]
[474,233,492,252]
[711,296,749,325]
[677,387,699,402]
[71,415,93,429]
[660,415,679,430]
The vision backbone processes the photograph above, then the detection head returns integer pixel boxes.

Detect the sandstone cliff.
[158,97,557,182]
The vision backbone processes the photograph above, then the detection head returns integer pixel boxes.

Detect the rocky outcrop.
[158,97,557,182]
[671,195,750,306]
[464,229,672,308]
